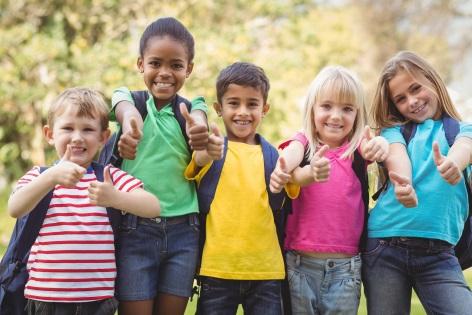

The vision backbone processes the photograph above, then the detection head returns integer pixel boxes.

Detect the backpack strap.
[351,150,369,249]
[172,94,192,153]
[14,167,53,263]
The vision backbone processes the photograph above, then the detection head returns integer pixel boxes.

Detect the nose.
[407,94,418,107]
[70,130,83,142]
[237,105,249,116]
[158,65,172,77]
[331,107,342,119]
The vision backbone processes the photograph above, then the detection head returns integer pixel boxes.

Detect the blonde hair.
[302,65,367,160]
[48,87,109,131]
[371,50,461,128]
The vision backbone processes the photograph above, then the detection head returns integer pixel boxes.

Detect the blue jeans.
[362,237,472,315]
[116,214,200,300]
[286,251,361,315]
[196,276,282,315]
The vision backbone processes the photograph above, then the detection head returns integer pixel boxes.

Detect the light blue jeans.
[362,237,472,315]
[286,251,361,315]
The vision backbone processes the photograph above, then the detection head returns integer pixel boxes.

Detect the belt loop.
[350,256,355,272]
[296,253,301,266]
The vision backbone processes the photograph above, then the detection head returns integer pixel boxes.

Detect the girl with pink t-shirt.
[270,66,389,315]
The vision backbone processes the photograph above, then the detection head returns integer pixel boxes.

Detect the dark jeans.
[196,276,282,315]
[25,298,118,315]
[362,237,472,315]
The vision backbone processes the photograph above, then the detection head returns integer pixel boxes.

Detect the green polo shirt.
[111,87,207,216]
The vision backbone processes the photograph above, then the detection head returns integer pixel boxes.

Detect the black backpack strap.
[15,167,53,261]
[351,151,369,250]
[130,90,149,119]
[442,115,459,147]
[172,94,192,153]
[400,121,416,145]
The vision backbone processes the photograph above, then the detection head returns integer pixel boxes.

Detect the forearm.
[291,165,315,186]
[384,143,412,180]
[115,102,143,131]
[110,189,160,218]
[280,141,305,173]
[194,150,213,167]
[8,171,56,218]
[448,137,472,171]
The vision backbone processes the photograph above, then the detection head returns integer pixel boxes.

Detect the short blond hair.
[48,87,109,130]
[371,51,462,128]
[302,65,367,160]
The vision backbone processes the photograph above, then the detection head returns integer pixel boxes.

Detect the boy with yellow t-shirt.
[185,62,290,315]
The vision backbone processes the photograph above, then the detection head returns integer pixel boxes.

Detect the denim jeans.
[25,298,118,315]
[116,214,200,300]
[362,237,472,315]
[196,276,282,315]
[286,251,361,315]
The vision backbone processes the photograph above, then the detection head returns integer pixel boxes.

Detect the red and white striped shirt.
[16,165,142,302]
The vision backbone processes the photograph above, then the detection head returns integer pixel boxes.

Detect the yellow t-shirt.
[185,141,285,280]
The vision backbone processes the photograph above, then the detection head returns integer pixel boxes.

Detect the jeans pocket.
[361,238,386,257]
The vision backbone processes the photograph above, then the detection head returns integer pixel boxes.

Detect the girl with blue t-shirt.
[270,66,389,315]
[364,50,472,314]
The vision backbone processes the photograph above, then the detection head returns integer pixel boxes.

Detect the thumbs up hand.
[206,123,224,160]
[310,145,330,182]
[389,171,418,208]
[88,165,116,207]
[52,144,86,188]
[270,156,292,193]
[180,103,209,151]
[361,126,389,162]
[118,117,142,160]
[432,141,462,185]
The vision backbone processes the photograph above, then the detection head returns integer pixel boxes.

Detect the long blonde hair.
[302,65,367,160]
[371,51,462,129]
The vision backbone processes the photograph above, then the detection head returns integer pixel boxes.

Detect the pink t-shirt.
[283,133,365,255]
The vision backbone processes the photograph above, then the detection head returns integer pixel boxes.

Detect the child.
[185,62,287,315]
[7,87,160,315]
[364,51,472,314]
[269,65,389,315]
[108,17,210,315]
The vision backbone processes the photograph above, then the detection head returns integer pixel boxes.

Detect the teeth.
[154,82,172,87]
[412,104,425,113]
[235,121,250,125]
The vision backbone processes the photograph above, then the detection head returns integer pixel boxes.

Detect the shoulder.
[380,125,405,145]
[458,121,472,140]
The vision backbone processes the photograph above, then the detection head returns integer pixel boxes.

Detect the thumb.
[279,156,288,173]
[314,145,330,159]
[129,117,141,138]
[389,171,409,186]
[432,141,443,166]
[210,123,222,138]
[180,103,195,126]
[61,144,72,162]
[363,126,373,141]
[103,165,113,184]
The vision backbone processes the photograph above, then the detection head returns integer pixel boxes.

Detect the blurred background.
[1,1,471,313]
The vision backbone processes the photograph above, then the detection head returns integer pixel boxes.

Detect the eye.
[394,96,406,105]
[343,106,354,112]
[411,84,422,94]
[249,102,259,108]
[62,126,73,131]
[84,127,95,132]
[149,60,160,67]
[320,103,331,110]
[172,63,185,70]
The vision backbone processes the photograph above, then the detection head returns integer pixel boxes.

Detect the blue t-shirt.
[368,119,472,245]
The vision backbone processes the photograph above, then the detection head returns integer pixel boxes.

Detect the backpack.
[98,91,192,166]
[0,163,121,315]
[194,134,292,314]
[374,116,472,270]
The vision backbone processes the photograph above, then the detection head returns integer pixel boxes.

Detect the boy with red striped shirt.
[8,87,160,315]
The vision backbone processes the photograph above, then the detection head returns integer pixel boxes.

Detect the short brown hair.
[216,62,270,104]
[48,87,109,130]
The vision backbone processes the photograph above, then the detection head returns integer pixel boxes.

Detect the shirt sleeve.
[14,166,41,191]
[108,165,143,192]
[184,154,212,185]
[109,87,134,122]
[278,131,308,150]
[190,96,208,114]
[458,122,472,140]
[285,183,300,199]
[380,126,406,145]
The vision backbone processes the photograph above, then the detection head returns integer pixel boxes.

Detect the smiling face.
[388,70,440,123]
[44,106,110,168]
[214,84,269,144]
[137,35,193,109]
[313,90,358,148]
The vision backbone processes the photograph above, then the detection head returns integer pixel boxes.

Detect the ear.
[186,62,194,78]
[100,128,111,145]
[43,125,55,145]
[137,57,144,73]
[262,103,270,117]
[213,102,222,116]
